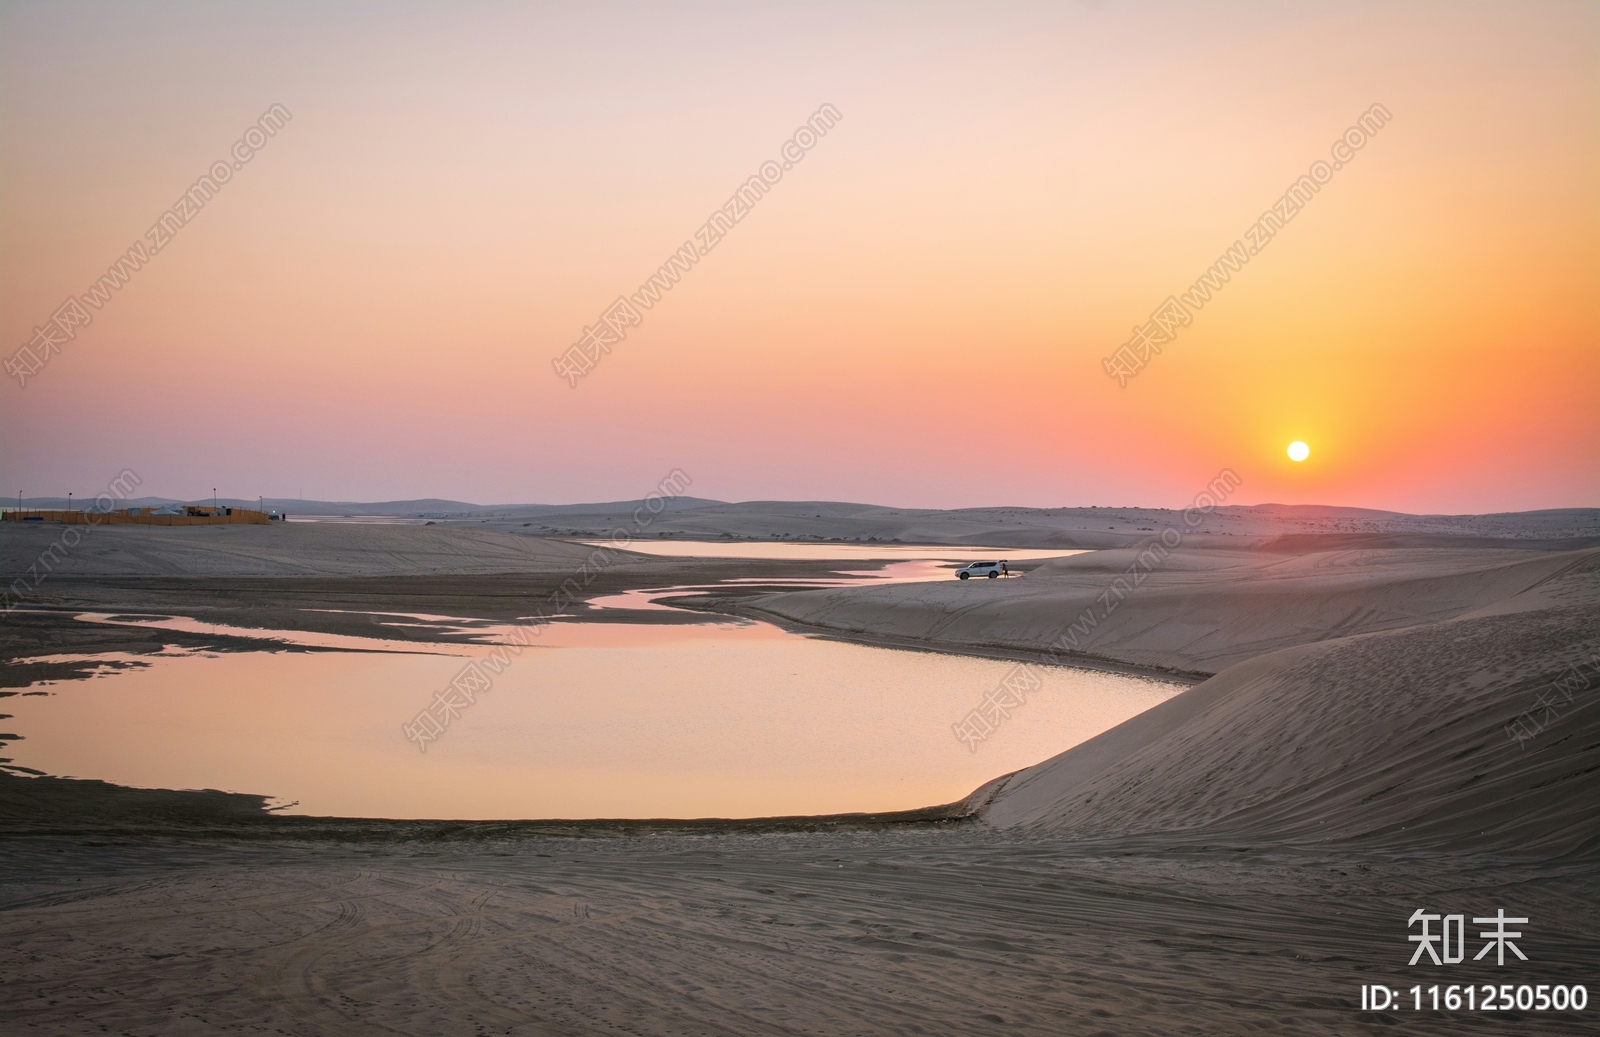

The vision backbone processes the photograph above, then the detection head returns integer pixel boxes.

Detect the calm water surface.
[7,543,1182,820]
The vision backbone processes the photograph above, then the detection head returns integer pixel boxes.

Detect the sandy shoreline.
[676,594,1211,682]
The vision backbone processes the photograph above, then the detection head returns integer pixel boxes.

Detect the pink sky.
[3,1,1596,512]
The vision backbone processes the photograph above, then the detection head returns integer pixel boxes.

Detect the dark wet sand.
[0,556,917,684]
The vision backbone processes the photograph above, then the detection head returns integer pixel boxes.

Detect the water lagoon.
[6,543,1182,819]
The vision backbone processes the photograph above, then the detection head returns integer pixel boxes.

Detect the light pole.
[67,492,72,513]
[213,487,217,512]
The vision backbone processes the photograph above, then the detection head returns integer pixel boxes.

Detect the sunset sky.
[3,0,1596,513]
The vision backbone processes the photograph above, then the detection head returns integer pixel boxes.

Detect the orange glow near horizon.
[2,1,1596,513]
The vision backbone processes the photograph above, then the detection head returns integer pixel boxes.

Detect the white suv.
[955,560,1007,580]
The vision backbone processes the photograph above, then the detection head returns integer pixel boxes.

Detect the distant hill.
[8,496,1597,542]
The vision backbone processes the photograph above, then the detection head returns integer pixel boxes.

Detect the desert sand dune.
[981,551,1600,855]
[744,543,1598,675]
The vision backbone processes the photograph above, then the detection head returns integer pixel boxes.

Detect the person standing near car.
[1001,560,1009,577]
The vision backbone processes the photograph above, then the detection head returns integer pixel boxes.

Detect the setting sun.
[1288,441,1311,463]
